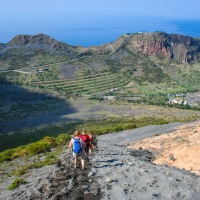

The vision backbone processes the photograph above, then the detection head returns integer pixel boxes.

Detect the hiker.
[69,130,86,170]
[88,130,98,156]
[79,129,91,158]
[89,130,98,148]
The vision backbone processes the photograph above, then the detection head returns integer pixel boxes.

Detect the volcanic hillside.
[1,32,200,71]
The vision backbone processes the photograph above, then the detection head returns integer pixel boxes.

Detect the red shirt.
[79,134,90,146]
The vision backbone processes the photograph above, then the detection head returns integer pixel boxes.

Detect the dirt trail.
[1,121,200,200]
[0,151,101,200]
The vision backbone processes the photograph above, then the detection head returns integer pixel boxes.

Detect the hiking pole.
[69,148,72,170]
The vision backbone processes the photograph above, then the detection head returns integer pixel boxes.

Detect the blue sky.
[1,0,200,46]
[1,0,200,19]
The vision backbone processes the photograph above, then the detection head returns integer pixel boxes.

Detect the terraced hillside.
[33,72,129,95]
[162,65,200,91]
[162,66,181,80]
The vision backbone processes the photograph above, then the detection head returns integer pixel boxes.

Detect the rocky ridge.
[6,34,87,55]
[1,32,200,70]
[112,32,200,63]
[0,34,86,70]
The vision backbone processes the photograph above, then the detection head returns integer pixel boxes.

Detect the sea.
[1,11,200,47]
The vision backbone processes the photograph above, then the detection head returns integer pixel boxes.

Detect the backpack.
[91,135,98,146]
[72,137,82,154]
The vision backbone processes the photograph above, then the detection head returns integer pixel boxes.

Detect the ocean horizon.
[1,12,200,47]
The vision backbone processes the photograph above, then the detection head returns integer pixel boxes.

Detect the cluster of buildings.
[122,32,148,37]
[166,98,187,105]
[166,98,199,107]
[36,68,48,74]
[110,88,119,92]
[166,93,199,107]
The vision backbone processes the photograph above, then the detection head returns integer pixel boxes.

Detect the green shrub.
[0,134,70,163]
[36,140,51,152]
[12,165,30,176]
[0,149,14,161]
[0,155,11,162]
[32,155,58,168]
[24,144,38,156]
[26,141,51,155]
[1,149,14,157]
[113,126,123,132]
[7,178,27,190]
[92,129,102,135]
[55,134,71,146]
[122,123,137,130]
[43,136,56,146]
[11,147,28,159]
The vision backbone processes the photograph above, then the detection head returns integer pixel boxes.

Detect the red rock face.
[133,40,172,59]
[123,32,200,63]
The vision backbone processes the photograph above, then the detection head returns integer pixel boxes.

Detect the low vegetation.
[0,115,198,161]
[33,72,129,95]
[10,149,62,177]
[0,134,71,162]
[7,177,27,190]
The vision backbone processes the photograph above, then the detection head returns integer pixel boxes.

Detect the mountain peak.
[8,34,57,46]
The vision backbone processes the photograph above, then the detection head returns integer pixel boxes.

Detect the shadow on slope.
[0,77,78,151]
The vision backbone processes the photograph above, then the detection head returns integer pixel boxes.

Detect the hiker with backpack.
[69,130,86,170]
[88,130,98,156]
[79,129,91,158]
[89,130,98,147]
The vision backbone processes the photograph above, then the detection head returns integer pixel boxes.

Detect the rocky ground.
[0,121,200,199]
[93,121,200,200]
[128,121,200,176]
[0,151,101,200]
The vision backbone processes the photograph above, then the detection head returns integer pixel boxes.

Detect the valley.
[0,31,200,151]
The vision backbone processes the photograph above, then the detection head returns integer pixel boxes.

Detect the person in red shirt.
[79,129,91,159]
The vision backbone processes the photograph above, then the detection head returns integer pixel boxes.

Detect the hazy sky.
[1,0,200,19]
[1,0,200,46]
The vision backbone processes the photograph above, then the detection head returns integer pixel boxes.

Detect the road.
[0,56,88,73]
[109,43,115,55]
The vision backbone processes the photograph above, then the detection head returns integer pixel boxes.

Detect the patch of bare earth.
[128,121,200,175]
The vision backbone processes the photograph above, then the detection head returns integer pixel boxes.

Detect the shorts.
[73,150,86,159]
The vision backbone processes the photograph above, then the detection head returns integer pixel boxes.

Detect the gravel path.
[91,122,200,200]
